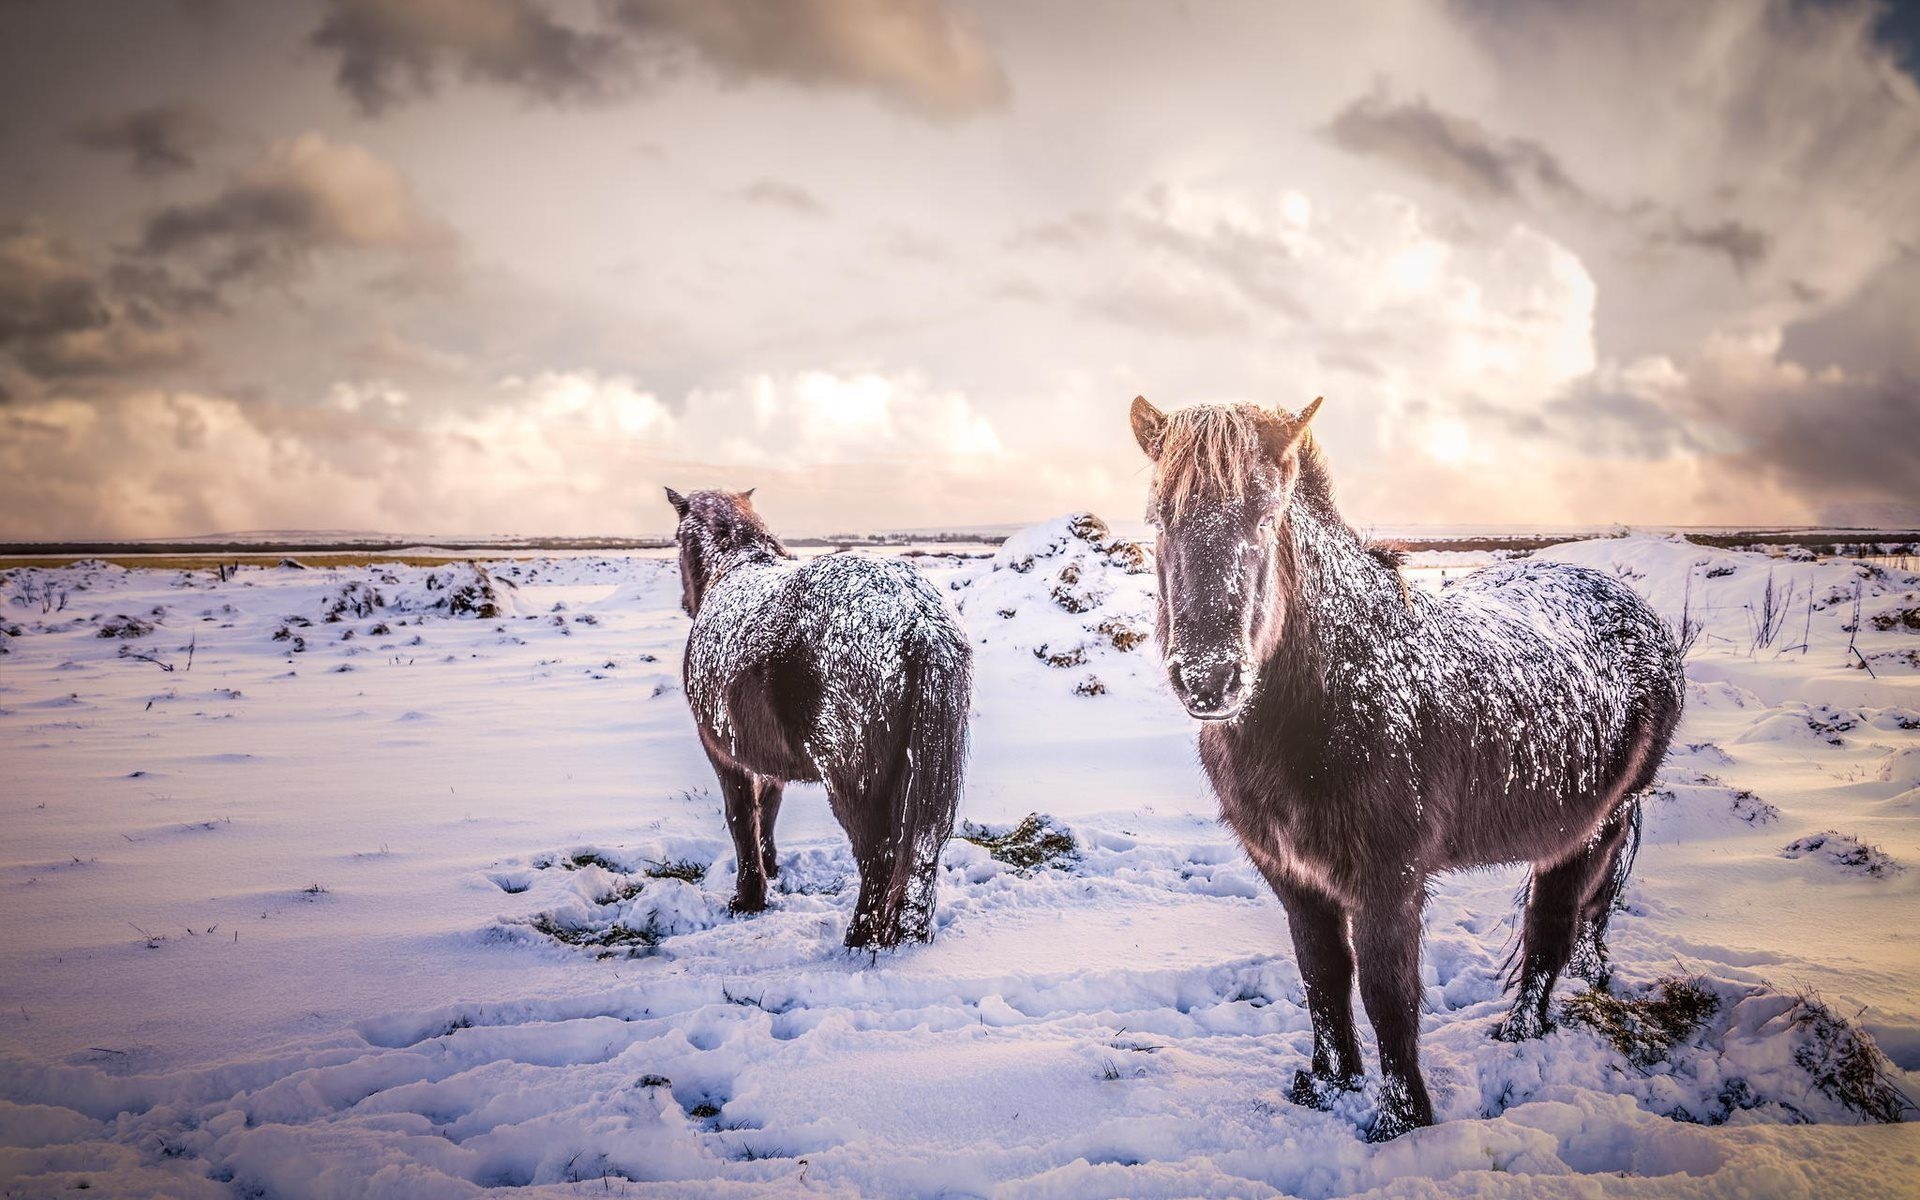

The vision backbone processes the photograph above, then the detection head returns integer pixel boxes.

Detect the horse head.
[1130,395,1322,720]
[664,486,784,617]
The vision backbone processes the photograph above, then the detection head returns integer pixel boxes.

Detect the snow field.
[1,523,1918,1196]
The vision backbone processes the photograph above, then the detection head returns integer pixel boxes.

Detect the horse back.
[687,554,967,784]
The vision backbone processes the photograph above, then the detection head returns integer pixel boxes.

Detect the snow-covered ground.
[2,522,1917,1197]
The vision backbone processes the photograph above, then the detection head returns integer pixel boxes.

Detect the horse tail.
[843,626,971,948]
[888,631,971,941]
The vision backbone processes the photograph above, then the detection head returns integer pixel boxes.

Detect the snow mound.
[1734,703,1858,747]
[1535,535,1920,658]
[1881,746,1920,788]
[384,562,524,619]
[1643,772,1778,843]
[953,513,1156,695]
[1781,831,1901,877]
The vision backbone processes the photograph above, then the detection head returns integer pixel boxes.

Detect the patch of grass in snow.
[959,812,1080,873]
[1072,675,1108,697]
[562,851,626,872]
[96,614,155,639]
[528,913,660,956]
[644,858,708,883]
[595,879,646,905]
[1788,993,1916,1123]
[1563,976,1719,1069]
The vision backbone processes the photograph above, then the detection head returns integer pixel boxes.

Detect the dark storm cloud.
[0,223,109,347]
[311,0,630,116]
[1783,246,1920,376]
[1663,217,1772,277]
[308,0,1007,121]
[1324,90,1775,276]
[737,179,830,217]
[1533,344,1920,517]
[604,0,1008,120]
[0,222,199,384]
[1324,92,1585,206]
[137,134,456,288]
[69,103,219,176]
[1711,372,1920,516]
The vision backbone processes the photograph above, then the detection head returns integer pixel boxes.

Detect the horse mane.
[1363,540,1407,570]
[1152,402,1333,517]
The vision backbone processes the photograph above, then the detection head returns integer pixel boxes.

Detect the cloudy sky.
[2,0,1917,539]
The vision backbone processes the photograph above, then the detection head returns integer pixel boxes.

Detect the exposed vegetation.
[645,859,708,883]
[1563,977,1720,1069]
[96,614,155,638]
[959,812,1080,873]
[562,851,626,872]
[1787,994,1915,1124]
[529,914,660,955]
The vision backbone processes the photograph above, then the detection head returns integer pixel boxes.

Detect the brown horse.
[667,488,972,949]
[1129,397,1683,1139]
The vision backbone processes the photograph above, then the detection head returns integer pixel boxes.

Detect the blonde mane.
[1151,402,1321,516]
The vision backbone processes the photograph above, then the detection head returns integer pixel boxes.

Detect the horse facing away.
[666,487,972,949]
[1129,397,1684,1140]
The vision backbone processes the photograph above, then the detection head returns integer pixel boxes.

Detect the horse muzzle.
[1171,659,1248,721]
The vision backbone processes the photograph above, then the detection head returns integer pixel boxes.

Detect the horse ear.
[1130,396,1168,458]
[739,487,756,505]
[1264,397,1324,462]
[664,487,689,518]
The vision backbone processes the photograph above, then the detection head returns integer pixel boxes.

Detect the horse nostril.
[1176,661,1244,714]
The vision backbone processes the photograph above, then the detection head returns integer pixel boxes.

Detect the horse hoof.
[1363,1110,1426,1143]
[728,893,767,916]
[1363,1078,1434,1142]
[1287,1069,1359,1110]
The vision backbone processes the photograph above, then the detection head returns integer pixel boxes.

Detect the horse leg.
[1568,809,1637,988]
[882,761,959,946]
[712,759,769,914]
[840,804,899,950]
[1496,808,1636,1040]
[1352,894,1435,1140]
[755,778,783,882]
[1268,877,1363,1108]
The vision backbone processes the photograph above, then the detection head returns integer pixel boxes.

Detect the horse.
[1127,396,1684,1140]
[666,487,972,949]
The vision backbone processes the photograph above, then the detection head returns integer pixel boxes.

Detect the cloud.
[0,369,1008,538]
[1028,184,1597,416]
[0,222,199,385]
[308,0,1007,121]
[1657,330,1920,522]
[138,133,456,287]
[70,103,218,175]
[1324,91,1583,206]
[1663,218,1772,278]
[1322,90,1777,275]
[736,179,830,217]
[311,0,629,116]
[605,0,1008,120]
[0,223,109,347]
